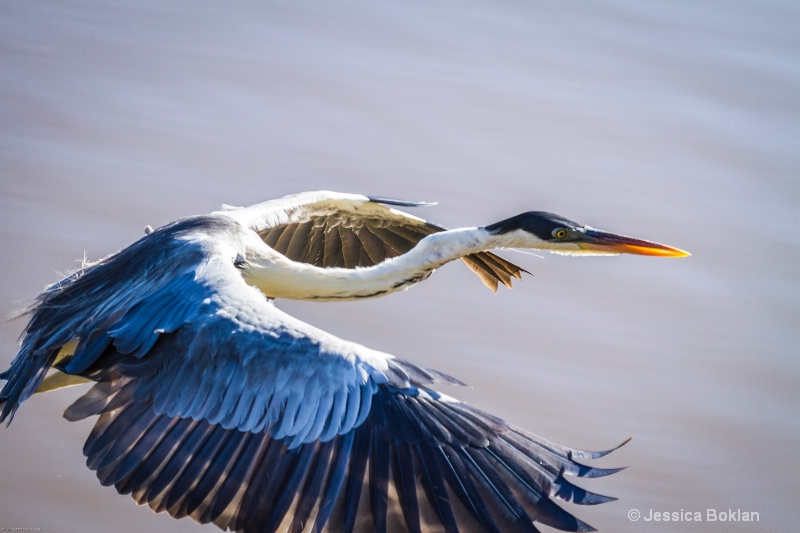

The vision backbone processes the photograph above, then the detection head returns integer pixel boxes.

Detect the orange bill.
[578,229,690,257]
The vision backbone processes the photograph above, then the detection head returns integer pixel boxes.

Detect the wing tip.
[569,436,632,462]
[461,253,529,292]
[366,195,438,208]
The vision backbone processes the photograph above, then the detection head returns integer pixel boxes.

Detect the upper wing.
[0,215,421,436]
[0,215,621,533]
[220,191,526,292]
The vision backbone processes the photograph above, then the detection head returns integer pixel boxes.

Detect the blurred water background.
[1,1,798,532]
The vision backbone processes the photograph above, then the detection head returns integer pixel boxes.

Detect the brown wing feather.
[258,215,526,291]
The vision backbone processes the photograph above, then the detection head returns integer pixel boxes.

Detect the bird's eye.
[553,228,568,239]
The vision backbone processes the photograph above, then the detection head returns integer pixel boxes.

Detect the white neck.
[242,227,526,301]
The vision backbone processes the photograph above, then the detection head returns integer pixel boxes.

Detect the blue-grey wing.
[0,216,392,438]
[0,215,621,533]
[79,384,623,533]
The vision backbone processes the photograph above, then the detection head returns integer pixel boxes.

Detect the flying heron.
[0,191,688,533]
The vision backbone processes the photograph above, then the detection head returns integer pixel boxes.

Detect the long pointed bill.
[579,229,690,257]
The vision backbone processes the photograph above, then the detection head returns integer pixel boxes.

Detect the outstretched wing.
[0,215,622,533]
[77,384,623,533]
[221,191,526,292]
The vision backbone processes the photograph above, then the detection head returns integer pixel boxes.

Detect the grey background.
[1,1,797,532]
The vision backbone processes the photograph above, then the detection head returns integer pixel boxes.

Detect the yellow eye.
[553,228,567,239]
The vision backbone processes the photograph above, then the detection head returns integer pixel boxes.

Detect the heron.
[0,190,688,533]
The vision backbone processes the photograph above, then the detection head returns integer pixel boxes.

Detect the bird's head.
[484,211,690,257]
